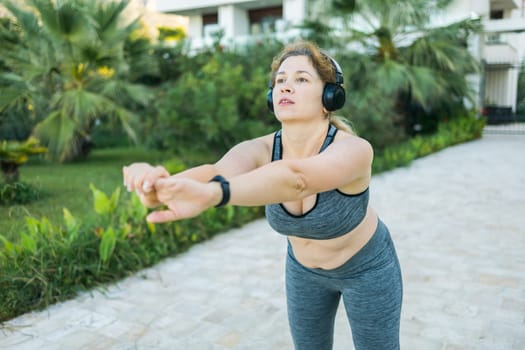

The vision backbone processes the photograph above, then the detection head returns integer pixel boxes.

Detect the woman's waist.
[287,207,378,270]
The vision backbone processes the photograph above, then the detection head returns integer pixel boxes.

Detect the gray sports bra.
[265,124,369,240]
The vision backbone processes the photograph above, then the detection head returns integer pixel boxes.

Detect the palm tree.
[0,17,36,142]
[302,0,481,146]
[0,0,155,161]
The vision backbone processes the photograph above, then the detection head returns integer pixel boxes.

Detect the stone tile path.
[1,132,524,349]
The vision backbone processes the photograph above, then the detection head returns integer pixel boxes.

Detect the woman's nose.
[279,82,293,93]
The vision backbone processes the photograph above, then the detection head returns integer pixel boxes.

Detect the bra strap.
[272,124,337,161]
[271,129,282,161]
[319,124,338,152]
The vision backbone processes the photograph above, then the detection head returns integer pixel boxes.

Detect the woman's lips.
[279,98,294,105]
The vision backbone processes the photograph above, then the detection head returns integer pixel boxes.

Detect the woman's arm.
[227,135,373,206]
[147,135,373,223]
[123,136,271,207]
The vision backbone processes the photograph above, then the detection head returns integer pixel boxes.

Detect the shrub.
[372,113,485,173]
[144,39,282,155]
[0,181,41,205]
[0,183,263,322]
[147,53,272,156]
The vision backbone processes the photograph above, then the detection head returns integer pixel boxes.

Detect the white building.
[478,0,525,116]
[152,0,525,115]
[153,0,307,46]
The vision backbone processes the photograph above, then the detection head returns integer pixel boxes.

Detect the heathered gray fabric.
[286,220,403,350]
[265,124,369,239]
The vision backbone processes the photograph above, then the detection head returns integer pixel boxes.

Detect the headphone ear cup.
[267,88,274,113]
[322,83,346,111]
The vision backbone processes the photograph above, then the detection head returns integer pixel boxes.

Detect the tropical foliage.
[301,0,482,148]
[372,112,485,173]
[0,182,263,322]
[145,38,282,157]
[0,0,156,162]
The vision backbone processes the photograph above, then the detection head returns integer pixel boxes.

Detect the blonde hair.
[330,115,355,134]
[270,40,354,134]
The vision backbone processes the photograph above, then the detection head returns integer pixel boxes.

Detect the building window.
[486,33,503,44]
[203,12,220,37]
[490,9,504,19]
[249,6,283,35]
[203,13,218,26]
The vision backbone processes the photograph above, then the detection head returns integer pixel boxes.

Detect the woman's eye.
[297,77,308,83]
[276,78,285,84]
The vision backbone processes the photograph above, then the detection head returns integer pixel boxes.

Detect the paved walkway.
[1,132,524,350]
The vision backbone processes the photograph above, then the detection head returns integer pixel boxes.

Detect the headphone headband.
[324,54,344,85]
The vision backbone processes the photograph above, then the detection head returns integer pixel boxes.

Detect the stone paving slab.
[1,132,524,349]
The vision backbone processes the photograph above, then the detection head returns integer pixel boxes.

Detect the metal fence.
[483,122,525,135]
[481,60,524,134]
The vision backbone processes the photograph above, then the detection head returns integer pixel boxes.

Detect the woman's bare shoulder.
[215,131,278,173]
[237,132,275,155]
[333,131,373,157]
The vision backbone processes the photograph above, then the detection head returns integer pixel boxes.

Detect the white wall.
[188,15,203,38]
[156,0,255,13]
[283,0,307,25]
[219,5,249,38]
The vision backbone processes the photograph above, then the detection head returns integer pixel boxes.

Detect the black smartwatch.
[209,175,230,207]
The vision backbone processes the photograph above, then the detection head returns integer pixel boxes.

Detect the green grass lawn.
[1,147,169,240]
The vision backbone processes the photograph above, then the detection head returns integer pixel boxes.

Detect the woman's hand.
[145,177,222,223]
[122,163,170,208]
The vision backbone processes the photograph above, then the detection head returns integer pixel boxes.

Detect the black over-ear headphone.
[266,54,346,113]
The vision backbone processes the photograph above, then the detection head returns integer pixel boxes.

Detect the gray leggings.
[286,219,403,350]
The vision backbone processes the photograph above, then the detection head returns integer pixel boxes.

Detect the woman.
[123,41,403,350]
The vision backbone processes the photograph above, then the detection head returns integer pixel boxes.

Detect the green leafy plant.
[0,181,263,322]
[0,181,41,205]
[146,40,279,156]
[0,137,47,183]
[89,183,121,263]
[157,26,186,42]
[0,0,156,162]
[372,113,485,173]
[0,137,46,205]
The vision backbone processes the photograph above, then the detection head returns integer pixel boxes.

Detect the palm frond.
[406,65,443,106]
[33,110,77,161]
[374,60,411,94]
[90,0,137,45]
[57,88,138,134]
[0,73,32,111]
[99,80,152,106]
[27,0,96,44]
[110,106,138,144]
[2,0,41,37]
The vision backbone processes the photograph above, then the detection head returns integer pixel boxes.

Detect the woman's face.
[272,55,325,122]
